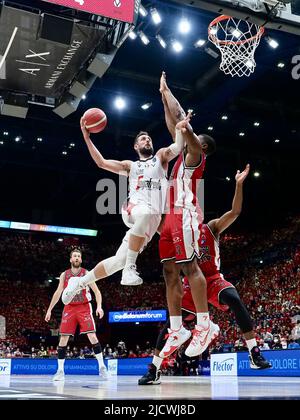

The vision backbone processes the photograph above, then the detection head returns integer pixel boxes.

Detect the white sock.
[79,269,97,288]
[153,355,163,370]
[246,338,257,352]
[58,359,65,372]
[95,352,105,369]
[196,313,210,329]
[125,249,139,268]
[170,316,182,331]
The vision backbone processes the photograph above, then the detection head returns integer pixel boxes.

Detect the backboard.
[173,1,300,35]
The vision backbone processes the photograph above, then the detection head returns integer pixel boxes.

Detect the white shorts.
[121,202,161,250]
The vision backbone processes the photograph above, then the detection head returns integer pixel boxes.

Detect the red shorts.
[159,209,202,264]
[60,303,96,336]
[182,274,234,312]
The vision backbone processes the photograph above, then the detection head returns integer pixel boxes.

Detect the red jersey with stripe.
[182,224,232,313]
[169,152,206,213]
[63,268,91,306]
[198,224,220,277]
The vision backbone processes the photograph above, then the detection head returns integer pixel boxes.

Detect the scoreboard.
[42,0,141,24]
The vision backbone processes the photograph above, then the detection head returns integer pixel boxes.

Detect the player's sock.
[80,269,97,287]
[170,316,182,331]
[196,313,210,329]
[57,346,66,372]
[246,338,257,352]
[125,249,139,269]
[93,343,105,368]
[152,355,163,370]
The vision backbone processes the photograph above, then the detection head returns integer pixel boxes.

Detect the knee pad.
[130,213,153,238]
[102,244,127,276]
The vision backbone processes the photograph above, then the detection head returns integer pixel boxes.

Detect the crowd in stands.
[1,214,300,359]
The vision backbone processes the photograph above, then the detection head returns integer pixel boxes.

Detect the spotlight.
[226,177,231,181]
[267,37,279,49]
[277,62,285,68]
[0,141,4,145]
[208,126,214,131]
[172,40,183,53]
[221,115,228,120]
[195,39,206,48]
[246,59,255,69]
[139,5,148,17]
[274,139,280,143]
[139,31,150,45]
[254,171,260,177]
[260,260,263,264]
[231,28,242,38]
[151,8,162,25]
[115,97,126,110]
[179,19,191,34]
[62,151,67,155]
[82,95,86,100]
[15,136,21,142]
[141,102,152,110]
[254,122,260,127]
[37,137,43,142]
[156,34,167,49]
[239,132,245,137]
[129,31,137,40]
[3,132,8,136]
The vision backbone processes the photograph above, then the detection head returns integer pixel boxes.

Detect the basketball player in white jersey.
[62,114,189,304]
[45,249,108,381]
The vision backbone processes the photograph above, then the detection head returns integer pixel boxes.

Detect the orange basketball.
[83,108,107,133]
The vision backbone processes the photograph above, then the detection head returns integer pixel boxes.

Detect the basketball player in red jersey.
[159,72,218,359]
[45,249,108,381]
[139,164,271,385]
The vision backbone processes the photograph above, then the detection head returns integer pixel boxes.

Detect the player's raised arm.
[45,272,65,322]
[160,72,186,140]
[81,118,132,176]
[209,164,250,235]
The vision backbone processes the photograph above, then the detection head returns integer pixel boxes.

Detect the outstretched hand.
[175,110,193,133]
[160,71,169,94]
[235,164,250,184]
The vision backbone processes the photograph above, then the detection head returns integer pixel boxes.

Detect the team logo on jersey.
[175,245,182,256]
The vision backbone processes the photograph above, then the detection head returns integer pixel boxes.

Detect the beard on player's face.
[71,261,81,269]
[139,145,154,157]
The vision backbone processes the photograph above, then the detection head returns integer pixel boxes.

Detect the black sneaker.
[249,346,272,370]
[138,364,161,385]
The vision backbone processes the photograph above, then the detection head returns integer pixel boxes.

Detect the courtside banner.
[0,359,11,376]
[237,349,300,377]
[109,310,167,323]
[42,0,140,24]
[210,354,238,376]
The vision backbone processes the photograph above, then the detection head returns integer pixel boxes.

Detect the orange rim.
[208,15,265,46]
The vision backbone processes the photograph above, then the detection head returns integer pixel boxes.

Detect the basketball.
[83,108,107,133]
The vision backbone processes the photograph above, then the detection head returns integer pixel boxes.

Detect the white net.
[208,16,264,77]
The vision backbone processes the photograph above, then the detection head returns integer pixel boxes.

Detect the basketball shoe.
[62,277,83,305]
[121,264,143,286]
[185,321,220,357]
[53,370,65,381]
[249,347,272,369]
[138,364,161,385]
[159,326,191,358]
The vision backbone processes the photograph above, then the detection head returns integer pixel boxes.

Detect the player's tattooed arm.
[209,164,250,235]
[80,118,132,176]
[160,72,186,140]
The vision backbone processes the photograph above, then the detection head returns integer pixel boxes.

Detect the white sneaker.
[121,265,143,286]
[62,276,83,305]
[159,326,191,358]
[99,366,109,380]
[185,321,220,358]
[53,370,65,382]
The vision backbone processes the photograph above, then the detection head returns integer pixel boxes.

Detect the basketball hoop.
[208,15,265,77]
